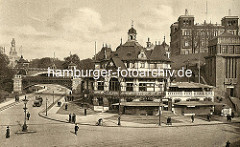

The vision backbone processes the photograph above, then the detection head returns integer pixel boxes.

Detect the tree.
[29,57,64,69]
[0,53,15,93]
[62,54,81,69]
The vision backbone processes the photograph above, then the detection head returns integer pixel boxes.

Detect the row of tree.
[29,54,94,70]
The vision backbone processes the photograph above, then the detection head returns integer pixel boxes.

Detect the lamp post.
[118,77,123,126]
[22,95,28,132]
[53,91,55,104]
[46,98,48,116]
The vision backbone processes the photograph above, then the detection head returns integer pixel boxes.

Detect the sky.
[0,0,239,60]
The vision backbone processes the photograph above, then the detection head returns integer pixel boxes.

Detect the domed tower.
[128,22,137,41]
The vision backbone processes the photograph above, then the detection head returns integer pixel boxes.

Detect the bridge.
[13,68,82,94]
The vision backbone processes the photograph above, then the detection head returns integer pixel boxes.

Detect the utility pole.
[46,98,48,116]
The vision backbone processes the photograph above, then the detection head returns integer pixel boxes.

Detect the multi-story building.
[170,9,239,55]
[91,26,172,113]
[205,32,240,98]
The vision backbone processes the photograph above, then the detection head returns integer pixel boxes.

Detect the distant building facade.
[0,46,6,54]
[170,9,239,55]
[205,32,240,98]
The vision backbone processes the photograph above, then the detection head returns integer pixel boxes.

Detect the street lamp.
[53,91,55,103]
[46,98,48,116]
[118,77,124,126]
[22,95,28,132]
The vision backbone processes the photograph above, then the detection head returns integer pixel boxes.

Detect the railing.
[166,91,214,97]
[94,90,163,96]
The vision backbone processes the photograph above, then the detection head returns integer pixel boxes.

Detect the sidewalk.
[40,97,240,128]
[0,88,47,111]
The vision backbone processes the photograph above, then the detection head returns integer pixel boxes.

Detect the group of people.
[69,113,76,123]
[65,95,74,102]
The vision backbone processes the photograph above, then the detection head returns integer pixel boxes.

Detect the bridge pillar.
[72,77,82,92]
[13,75,22,94]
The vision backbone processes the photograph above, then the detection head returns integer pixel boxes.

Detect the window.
[126,83,133,91]
[234,46,240,54]
[109,78,119,91]
[228,46,234,54]
[139,83,147,91]
[222,46,227,53]
[140,62,145,68]
[97,82,104,90]
[184,41,189,47]
[146,83,155,92]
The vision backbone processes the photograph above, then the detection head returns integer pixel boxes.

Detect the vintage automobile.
[33,96,43,107]
[35,96,43,103]
[33,100,42,107]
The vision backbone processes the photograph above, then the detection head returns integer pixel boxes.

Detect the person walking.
[191,115,194,123]
[207,114,210,122]
[27,112,31,120]
[72,113,76,124]
[65,104,68,110]
[69,113,72,123]
[74,124,79,135]
[6,126,10,138]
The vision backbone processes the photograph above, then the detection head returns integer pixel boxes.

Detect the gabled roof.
[149,45,171,61]
[95,47,112,61]
[111,56,127,69]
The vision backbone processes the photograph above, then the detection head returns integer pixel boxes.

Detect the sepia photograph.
[0,0,240,146]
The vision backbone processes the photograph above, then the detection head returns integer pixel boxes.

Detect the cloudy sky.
[0,0,239,60]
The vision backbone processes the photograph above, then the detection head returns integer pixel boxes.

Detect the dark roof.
[150,45,171,61]
[115,41,143,60]
[68,61,77,66]
[111,56,126,69]
[95,47,112,61]
[128,27,137,34]
[17,55,29,63]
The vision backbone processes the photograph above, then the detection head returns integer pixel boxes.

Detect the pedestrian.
[191,115,194,123]
[167,117,169,125]
[74,124,79,135]
[27,112,30,120]
[207,114,210,122]
[65,104,68,110]
[72,113,76,123]
[6,126,10,138]
[169,117,172,125]
[226,141,230,147]
[227,114,231,122]
[72,96,74,101]
[69,113,72,123]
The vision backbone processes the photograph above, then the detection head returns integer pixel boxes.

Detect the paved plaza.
[0,85,239,147]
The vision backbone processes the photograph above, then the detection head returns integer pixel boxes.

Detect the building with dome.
[87,26,172,114]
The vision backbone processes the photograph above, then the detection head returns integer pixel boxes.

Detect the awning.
[174,101,226,107]
[112,101,166,107]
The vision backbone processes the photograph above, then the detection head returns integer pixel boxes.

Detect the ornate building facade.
[170,9,239,55]
[91,26,172,113]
